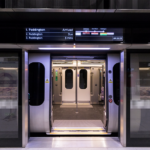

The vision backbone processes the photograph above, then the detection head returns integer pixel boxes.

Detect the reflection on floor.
[53,120,103,127]
[2,137,150,149]
[26,137,123,148]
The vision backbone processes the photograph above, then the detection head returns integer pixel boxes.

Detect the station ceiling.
[0,9,150,27]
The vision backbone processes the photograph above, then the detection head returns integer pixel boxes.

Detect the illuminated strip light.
[76,32,81,36]
[100,32,114,36]
[82,32,90,35]
[107,32,114,35]
[0,67,18,70]
[39,48,110,50]
[100,32,107,36]
[139,68,150,70]
[91,32,99,35]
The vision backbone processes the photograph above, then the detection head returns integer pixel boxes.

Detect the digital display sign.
[25,28,74,41]
[75,28,123,42]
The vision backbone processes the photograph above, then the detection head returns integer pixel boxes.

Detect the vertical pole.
[76,60,78,113]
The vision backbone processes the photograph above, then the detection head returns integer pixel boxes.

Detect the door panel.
[29,53,50,133]
[62,68,76,102]
[107,54,120,132]
[77,68,90,102]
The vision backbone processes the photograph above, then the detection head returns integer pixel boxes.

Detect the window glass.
[113,63,120,105]
[130,53,150,138]
[29,63,45,106]
[80,69,87,89]
[65,69,73,89]
[0,54,19,138]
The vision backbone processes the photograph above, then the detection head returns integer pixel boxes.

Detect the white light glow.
[0,68,18,70]
[139,68,150,70]
[39,47,110,50]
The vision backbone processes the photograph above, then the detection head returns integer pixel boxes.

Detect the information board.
[26,28,74,41]
[75,28,123,42]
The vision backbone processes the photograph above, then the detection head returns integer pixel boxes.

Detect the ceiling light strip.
[39,48,110,50]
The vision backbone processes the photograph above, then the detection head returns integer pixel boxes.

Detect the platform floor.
[24,137,150,149]
[25,137,122,148]
[1,137,150,149]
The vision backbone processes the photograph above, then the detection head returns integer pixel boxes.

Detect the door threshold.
[52,127,105,131]
[48,126,111,135]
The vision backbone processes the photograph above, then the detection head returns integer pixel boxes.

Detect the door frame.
[51,56,107,130]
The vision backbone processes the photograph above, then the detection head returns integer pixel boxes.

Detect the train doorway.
[28,53,120,136]
[50,59,107,135]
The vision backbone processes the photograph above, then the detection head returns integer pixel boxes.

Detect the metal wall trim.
[22,50,28,147]
[120,50,126,147]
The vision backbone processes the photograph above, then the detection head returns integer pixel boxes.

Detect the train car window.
[29,62,45,106]
[80,69,87,89]
[113,63,120,105]
[65,69,73,89]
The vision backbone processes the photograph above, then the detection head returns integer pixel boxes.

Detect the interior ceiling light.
[38,47,110,50]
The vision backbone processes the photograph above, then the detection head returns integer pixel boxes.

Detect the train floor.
[53,104,104,128]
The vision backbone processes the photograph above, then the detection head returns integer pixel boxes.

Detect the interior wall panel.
[132,0,138,8]
[36,0,43,8]
[5,0,97,8]
[5,0,12,8]
[116,0,132,8]
[29,0,36,8]
[138,0,150,9]
[12,0,17,7]
[109,0,116,9]
[98,0,104,9]
[5,0,150,8]
[45,0,52,8]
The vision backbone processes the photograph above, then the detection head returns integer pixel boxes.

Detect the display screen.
[25,28,74,41]
[75,28,123,42]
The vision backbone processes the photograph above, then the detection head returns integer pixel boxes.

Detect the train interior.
[51,59,107,134]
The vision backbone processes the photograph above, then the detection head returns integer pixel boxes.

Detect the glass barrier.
[130,53,150,138]
[0,54,19,138]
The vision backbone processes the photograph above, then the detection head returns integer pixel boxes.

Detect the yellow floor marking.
[48,132,109,135]
[53,128,104,131]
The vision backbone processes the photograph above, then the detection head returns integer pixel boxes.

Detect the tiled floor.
[1,137,150,149]
[53,104,104,120]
